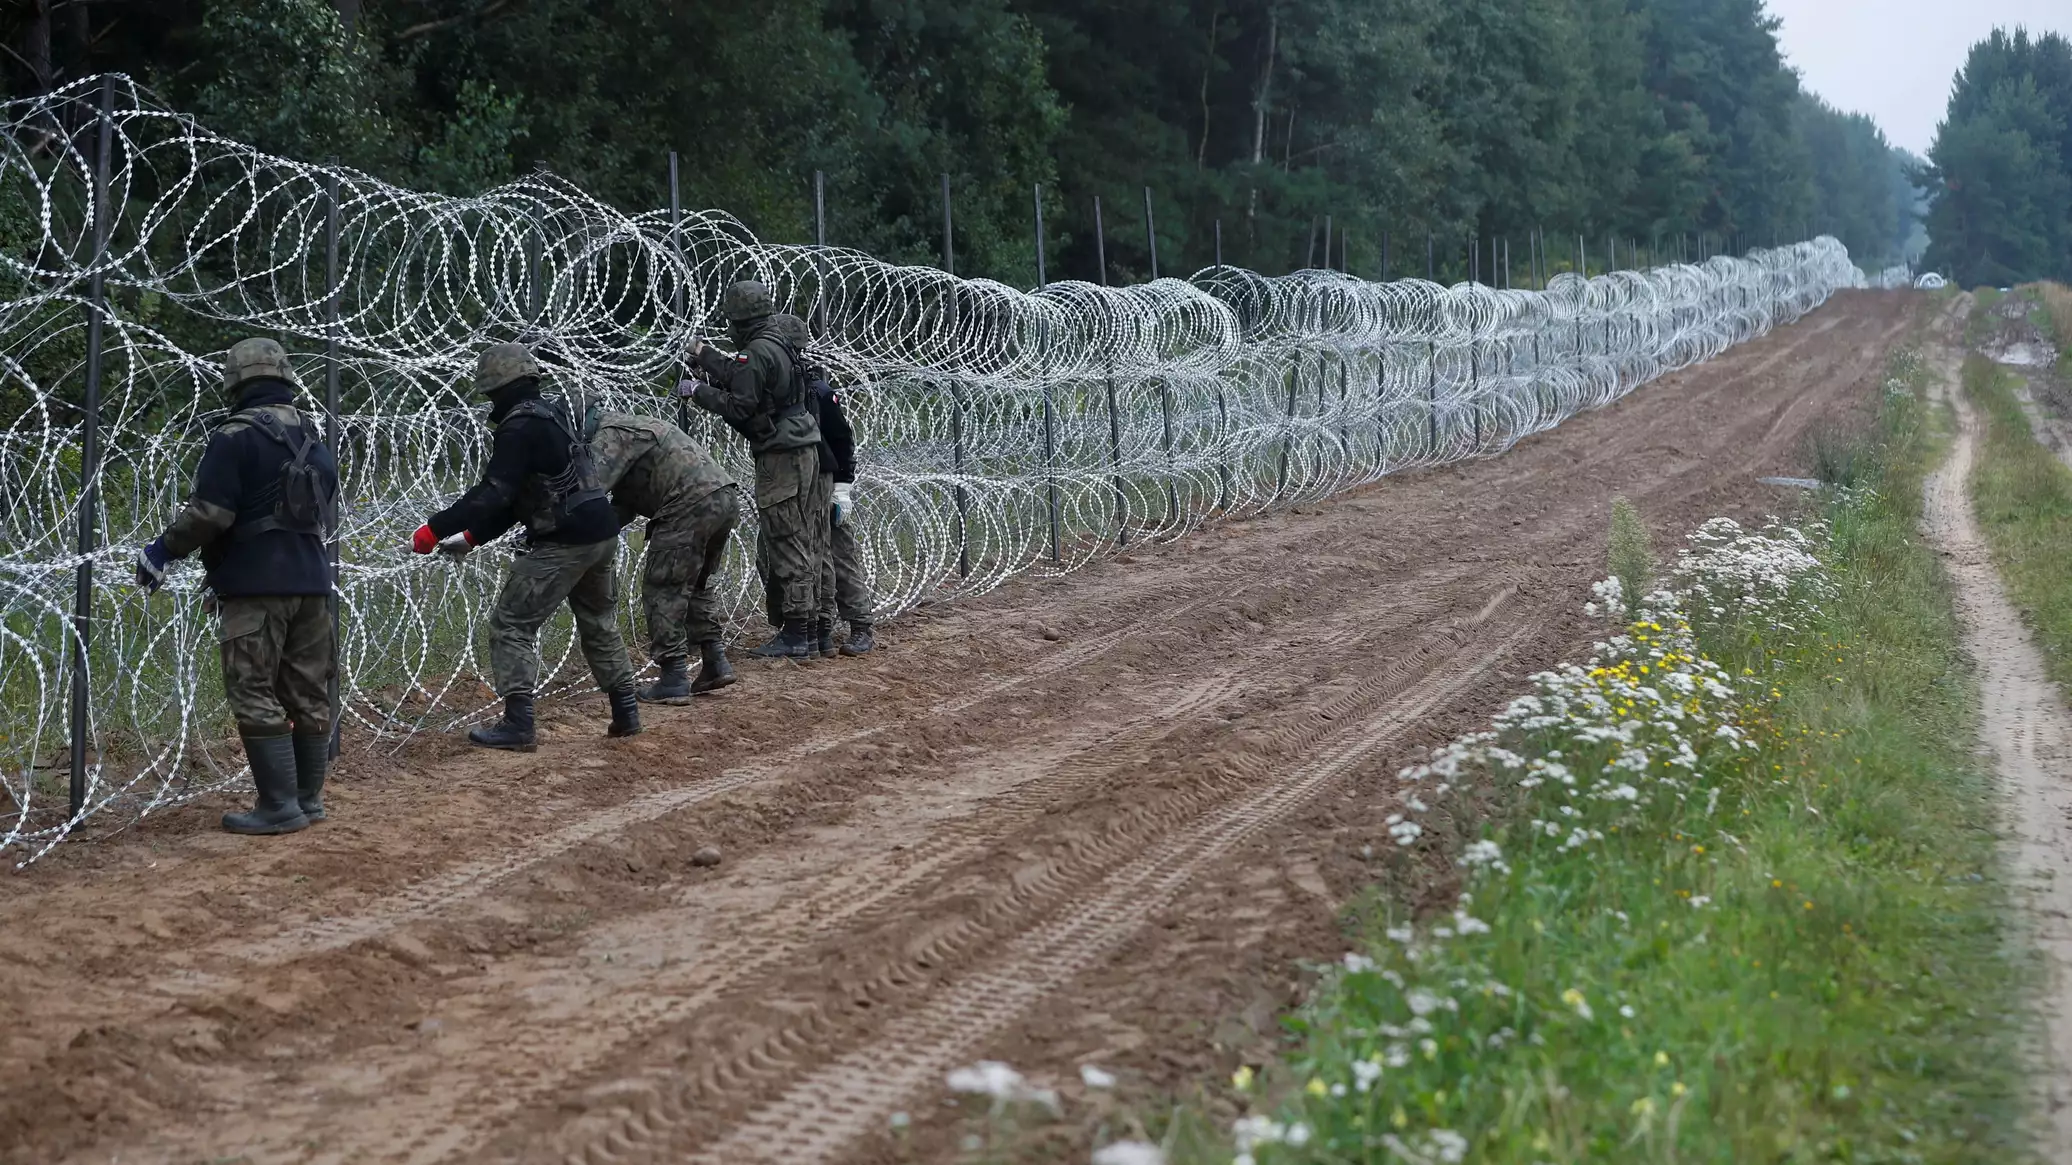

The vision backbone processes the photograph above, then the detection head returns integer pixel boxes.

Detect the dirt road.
[1926,302,2072,1161]
[0,290,1919,1165]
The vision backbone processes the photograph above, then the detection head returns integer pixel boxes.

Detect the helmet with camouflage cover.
[221,337,300,393]
[721,280,776,323]
[474,342,541,396]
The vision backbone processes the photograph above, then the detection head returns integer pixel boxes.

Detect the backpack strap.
[229,408,327,542]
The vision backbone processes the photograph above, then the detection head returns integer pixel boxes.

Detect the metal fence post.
[1107,362,1127,546]
[69,75,113,819]
[812,168,827,335]
[1142,186,1159,281]
[1093,195,1107,285]
[941,174,968,578]
[1426,231,1434,281]
[1215,218,1223,267]
[1426,340,1439,455]
[669,153,690,433]
[1382,230,1391,281]
[526,161,545,323]
[323,160,344,760]
[1035,183,1060,564]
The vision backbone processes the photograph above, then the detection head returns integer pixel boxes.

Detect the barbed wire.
[0,75,1866,863]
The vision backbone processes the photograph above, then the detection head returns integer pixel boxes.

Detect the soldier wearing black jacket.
[412,343,639,750]
[135,338,339,836]
[810,379,876,657]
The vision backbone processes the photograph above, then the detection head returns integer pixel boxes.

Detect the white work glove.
[831,482,855,526]
[438,532,476,560]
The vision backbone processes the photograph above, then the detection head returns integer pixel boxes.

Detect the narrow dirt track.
[0,290,1918,1165]
[1927,303,2072,1162]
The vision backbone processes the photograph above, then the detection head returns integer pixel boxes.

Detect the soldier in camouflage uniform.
[134,338,340,836]
[413,343,639,750]
[587,411,742,701]
[809,376,875,657]
[683,282,830,661]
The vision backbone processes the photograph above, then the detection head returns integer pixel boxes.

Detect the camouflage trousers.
[217,594,334,737]
[642,487,741,662]
[819,477,876,627]
[752,446,830,625]
[488,537,636,698]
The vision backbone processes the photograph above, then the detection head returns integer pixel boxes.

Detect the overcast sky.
[1764,0,2072,157]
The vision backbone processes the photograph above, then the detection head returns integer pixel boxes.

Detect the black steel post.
[670,153,690,433]
[1107,364,1126,546]
[1142,186,1159,280]
[942,173,968,578]
[1323,215,1333,271]
[323,161,344,759]
[811,167,827,336]
[1382,230,1391,281]
[1036,183,1060,563]
[1093,195,1108,285]
[1426,231,1434,281]
[1426,341,1439,454]
[69,75,113,818]
[1215,217,1223,267]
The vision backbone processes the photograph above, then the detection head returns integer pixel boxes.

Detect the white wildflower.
[1080,1064,1117,1090]
[1091,1143,1165,1165]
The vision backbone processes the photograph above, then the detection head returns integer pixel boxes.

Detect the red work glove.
[411,524,439,554]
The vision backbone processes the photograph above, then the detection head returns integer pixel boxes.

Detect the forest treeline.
[6,0,1920,287]
[1925,28,2072,287]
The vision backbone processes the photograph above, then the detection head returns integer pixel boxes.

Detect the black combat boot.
[223,733,310,835]
[468,692,537,751]
[292,732,329,823]
[840,622,876,656]
[814,619,837,659]
[748,620,814,660]
[607,688,643,738]
[691,640,737,694]
[638,657,693,703]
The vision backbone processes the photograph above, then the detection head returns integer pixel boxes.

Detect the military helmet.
[474,342,541,396]
[221,337,299,392]
[721,280,776,323]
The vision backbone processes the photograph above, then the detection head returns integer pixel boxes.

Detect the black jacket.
[809,382,856,483]
[158,379,338,597]
[427,384,618,545]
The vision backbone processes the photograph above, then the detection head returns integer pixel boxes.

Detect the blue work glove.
[134,537,172,592]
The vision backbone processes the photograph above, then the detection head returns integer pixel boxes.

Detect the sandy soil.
[0,290,1919,1165]
[1929,299,2072,1160]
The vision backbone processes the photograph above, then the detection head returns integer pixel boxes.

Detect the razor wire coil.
[0,76,1866,863]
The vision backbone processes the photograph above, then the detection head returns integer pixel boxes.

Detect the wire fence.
[0,75,1868,863]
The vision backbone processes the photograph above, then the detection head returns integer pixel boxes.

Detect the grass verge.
[1174,347,2033,1164]
[1965,353,2072,694]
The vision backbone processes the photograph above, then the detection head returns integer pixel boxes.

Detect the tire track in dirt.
[333,571,1502,1165]
[218,568,1261,967]
[676,620,1535,1165]
[540,591,1532,1165]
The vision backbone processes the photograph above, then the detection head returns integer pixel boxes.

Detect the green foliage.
[1203,349,2031,1164]
[1924,29,2072,286]
[4,0,1915,284]
[187,0,404,170]
[1606,495,1653,617]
